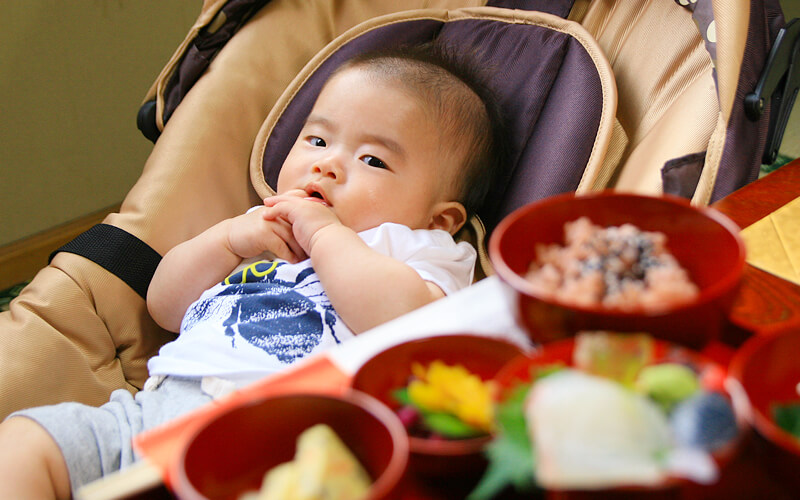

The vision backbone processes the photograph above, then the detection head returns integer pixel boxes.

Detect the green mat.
[761,153,795,176]
[0,281,28,312]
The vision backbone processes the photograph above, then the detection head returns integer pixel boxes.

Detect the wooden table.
[84,160,800,500]
[714,160,800,342]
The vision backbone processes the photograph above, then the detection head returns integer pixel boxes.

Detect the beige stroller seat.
[0,0,790,420]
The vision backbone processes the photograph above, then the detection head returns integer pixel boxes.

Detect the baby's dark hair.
[337,41,510,221]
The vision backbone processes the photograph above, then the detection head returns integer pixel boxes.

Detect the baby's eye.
[307,136,326,147]
[361,155,388,169]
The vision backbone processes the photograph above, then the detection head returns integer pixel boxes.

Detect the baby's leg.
[0,416,71,499]
[0,377,212,498]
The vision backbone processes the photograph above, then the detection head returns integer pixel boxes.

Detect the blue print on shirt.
[181,261,340,364]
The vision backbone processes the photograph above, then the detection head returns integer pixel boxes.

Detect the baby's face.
[277,67,462,233]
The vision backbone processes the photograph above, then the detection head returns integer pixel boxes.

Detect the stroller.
[0,0,792,422]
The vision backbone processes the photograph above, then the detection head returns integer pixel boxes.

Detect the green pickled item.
[393,387,484,439]
[423,412,484,438]
[636,363,699,410]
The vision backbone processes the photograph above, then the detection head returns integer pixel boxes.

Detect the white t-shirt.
[147,223,476,382]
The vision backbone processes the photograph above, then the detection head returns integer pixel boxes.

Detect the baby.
[0,42,509,498]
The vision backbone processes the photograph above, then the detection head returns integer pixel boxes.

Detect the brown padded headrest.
[251,7,616,232]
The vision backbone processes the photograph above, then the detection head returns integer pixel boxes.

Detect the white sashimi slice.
[525,370,672,489]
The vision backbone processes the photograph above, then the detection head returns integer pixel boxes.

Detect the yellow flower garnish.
[406,360,497,432]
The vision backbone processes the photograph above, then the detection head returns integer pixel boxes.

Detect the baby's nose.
[312,156,344,180]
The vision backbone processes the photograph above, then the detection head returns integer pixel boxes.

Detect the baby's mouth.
[304,187,330,206]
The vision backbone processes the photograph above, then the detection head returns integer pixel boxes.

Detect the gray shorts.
[9,376,212,493]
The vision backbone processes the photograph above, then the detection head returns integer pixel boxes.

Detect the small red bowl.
[174,391,409,500]
[728,325,800,490]
[495,337,746,496]
[488,191,745,348]
[350,334,528,478]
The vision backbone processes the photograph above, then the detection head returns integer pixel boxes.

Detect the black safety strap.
[49,224,162,300]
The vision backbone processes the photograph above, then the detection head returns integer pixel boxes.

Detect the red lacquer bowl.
[728,325,800,491]
[495,337,746,498]
[174,391,409,500]
[488,191,746,348]
[350,334,528,479]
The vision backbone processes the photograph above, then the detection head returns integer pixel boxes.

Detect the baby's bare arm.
[147,209,304,332]
[311,224,445,334]
[264,196,444,334]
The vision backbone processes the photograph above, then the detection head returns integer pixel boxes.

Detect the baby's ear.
[429,201,467,235]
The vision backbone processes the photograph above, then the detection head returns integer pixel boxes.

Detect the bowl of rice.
[488,191,746,348]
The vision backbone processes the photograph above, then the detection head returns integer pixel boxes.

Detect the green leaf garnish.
[468,382,537,500]
[392,387,412,406]
[773,403,800,439]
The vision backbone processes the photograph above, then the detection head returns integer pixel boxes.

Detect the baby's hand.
[262,193,343,254]
[227,207,306,262]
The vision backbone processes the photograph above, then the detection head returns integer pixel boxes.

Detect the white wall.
[0,1,199,246]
